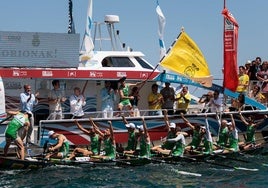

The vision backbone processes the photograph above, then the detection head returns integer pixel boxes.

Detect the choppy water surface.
[1,154,268,188]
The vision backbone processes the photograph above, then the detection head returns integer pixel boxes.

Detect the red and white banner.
[222,8,239,92]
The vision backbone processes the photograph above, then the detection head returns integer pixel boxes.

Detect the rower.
[223,114,239,153]
[121,115,137,155]
[151,109,177,156]
[67,118,102,160]
[45,130,70,159]
[135,117,151,158]
[165,128,187,157]
[239,112,267,150]
[182,113,202,154]
[92,120,116,160]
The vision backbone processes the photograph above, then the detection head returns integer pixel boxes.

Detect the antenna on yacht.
[104,15,120,51]
[116,30,124,50]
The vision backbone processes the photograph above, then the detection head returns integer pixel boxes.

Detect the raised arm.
[181,113,195,130]
[90,117,104,137]
[163,109,170,129]
[121,115,128,125]
[141,116,150,142]
[108,121,115,145]
[75,120,90,134]
[239,112,249,126]
[230,114,236,129]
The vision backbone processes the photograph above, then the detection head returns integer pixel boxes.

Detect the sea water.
[0,154,268,188]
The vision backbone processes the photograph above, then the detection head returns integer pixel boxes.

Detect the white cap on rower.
[169,122,176,129]
[48,130,55,138]
[137,125,144,131]
[125,123,135,129]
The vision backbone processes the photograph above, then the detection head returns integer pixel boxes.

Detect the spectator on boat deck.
[160,82,175,115]
[223,114,239,153]
[93,120,116,160]
[207,90,222,113]
[248,85,265,103]
[20,84,39,145]
[101,81,116,112]
[122,115,137,155]
[238,112,267,150]
[244,60,251,76]
[151,109,187,156]
[198,91,213,113]
[256,61,268,103]
[135,117,151,158]
[129,86,141,108]
[229,93,245,112]
[174,85,191,114]
[36,80,50,98]
[45,130,70,159]
[115,76,145,117]
[148,84,163,116]
[67,118,101,160]
[236,66,249,94]
[69,87,86,119]
[4,111,30,160]
[48,80,67,120]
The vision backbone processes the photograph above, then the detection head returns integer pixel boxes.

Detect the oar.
[0,115,12,125]
[204,160,259,171]
[215,154,251,163]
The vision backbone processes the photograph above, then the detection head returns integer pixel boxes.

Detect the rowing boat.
[1,142,266,170]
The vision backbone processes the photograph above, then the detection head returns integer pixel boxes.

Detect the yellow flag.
[160,31,213,87]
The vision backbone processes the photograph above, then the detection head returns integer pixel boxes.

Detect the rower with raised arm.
[151,109,177,156]
[181,113,203,154]
[67,118,101,160]
[223,114,239,153]
[93,120,116,160]
[215,114,229,149]
[136,117,151,158]
[239,112,267,150]
[202,114,213,155]
[122,115,137,155]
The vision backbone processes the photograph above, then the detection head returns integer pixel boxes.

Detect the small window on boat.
[135,57,154,70]
[102,57,113,67]
[110,57,135,67]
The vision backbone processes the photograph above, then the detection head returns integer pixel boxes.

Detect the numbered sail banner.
[160,31,213,87]
[222,7,239,91]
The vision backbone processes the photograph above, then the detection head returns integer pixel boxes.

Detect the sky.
[1,0,268,83]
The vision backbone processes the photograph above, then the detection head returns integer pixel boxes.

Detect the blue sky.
[1,0,267,81]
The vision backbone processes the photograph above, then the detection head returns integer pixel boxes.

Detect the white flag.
[156,4,166,60]
[84,0,94,53]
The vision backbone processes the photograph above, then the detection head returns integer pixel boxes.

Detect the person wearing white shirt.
[69,87,86,118]
[208,90,222,113]
[20,84,39,145]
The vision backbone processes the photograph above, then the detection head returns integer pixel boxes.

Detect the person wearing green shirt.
[94,120,116,160]
[122,116,137,155]
[216,114,229,148]
[136,117,151,158]
[67,118,102,160]
[151,109,177,156]
[4,111,30,160]
[45,130,70,159]
[239,112,267,150]
[181,113,203,154]
[224,114,239,153]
